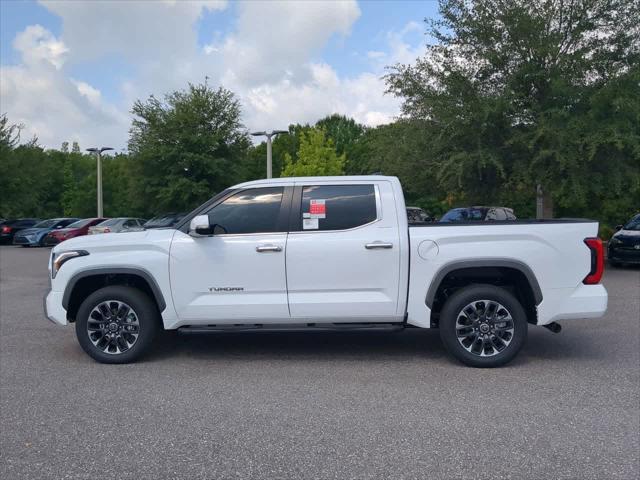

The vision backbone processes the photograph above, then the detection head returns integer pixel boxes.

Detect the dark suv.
[608,214,640,267]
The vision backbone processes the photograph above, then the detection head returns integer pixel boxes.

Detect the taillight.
[1,226,11,233]
[583,237,604,284]
[103,228,110,233]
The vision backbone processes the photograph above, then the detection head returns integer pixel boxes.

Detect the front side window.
[206,187,284,234]
[299,184,377,231]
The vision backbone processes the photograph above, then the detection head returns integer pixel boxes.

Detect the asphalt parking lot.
[0,245,638,480]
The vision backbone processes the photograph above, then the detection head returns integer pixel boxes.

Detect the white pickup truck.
[44,176,607,367]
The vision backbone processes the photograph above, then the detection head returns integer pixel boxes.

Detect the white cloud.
[1,2,426,149]
[39,0,227,63]
[1,26,128,149]
[13,24,68,69]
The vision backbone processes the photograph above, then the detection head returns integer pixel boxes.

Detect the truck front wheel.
[439,285,527,368]
[75,286,159,364]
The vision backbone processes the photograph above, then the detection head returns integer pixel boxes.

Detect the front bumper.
[13,235,39,246]
[43,235,61,246]
[608,245,640,264]
[44,289,68,325]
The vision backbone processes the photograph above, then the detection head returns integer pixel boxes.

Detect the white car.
[44,176,607,367]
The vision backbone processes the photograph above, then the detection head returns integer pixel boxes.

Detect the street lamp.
[251,130,288,179]
[86,147,113,217]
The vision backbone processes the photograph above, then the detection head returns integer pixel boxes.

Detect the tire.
[75,286,159,364]
[439,284,528,368]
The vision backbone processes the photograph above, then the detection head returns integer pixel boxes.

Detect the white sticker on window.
[303,212,311,219]
[303,218,319,230]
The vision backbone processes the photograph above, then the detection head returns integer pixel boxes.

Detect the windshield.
[33,219,58,228]
[66,218,93,229]
[623,214,640,231]
[440,208,486,222]
[97,218,122,227]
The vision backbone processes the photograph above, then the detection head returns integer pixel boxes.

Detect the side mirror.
[615,225,623,231]
[189,215,211,236]
[188,215,228,237]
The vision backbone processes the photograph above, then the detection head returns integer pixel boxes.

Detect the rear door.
[285,181,403,321]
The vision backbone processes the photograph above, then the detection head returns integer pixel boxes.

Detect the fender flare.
[425,259,543,308]
[62,267,166,312]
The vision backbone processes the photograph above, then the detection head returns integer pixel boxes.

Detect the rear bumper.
[537,284,608,325]
[44,289,68,325]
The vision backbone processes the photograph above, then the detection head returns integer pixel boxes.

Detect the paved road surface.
[1,245,638,479]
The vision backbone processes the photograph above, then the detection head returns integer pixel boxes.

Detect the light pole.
[86,147,113,217]
[251,130,288,179]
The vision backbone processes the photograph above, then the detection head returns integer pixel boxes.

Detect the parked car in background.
[88,218,146,235]
[406,207,433,224]
[608,213,640,267]
[143,213,186,229]
[440,206,516,222]
[43,218,107,246]
[13,218,79,247]
[0,218,41,244]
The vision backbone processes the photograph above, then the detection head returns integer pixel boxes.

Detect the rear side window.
[206,187,284,234]
[299,184,377,231]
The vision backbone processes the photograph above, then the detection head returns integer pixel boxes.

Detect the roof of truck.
[232,175,398,189]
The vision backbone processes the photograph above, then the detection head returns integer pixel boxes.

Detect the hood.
[52,228,177,254]
[616,229,640,237]
[51,228,73,235]
[612,229,640,243]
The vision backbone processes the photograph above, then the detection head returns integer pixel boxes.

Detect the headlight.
[51,250,89,278]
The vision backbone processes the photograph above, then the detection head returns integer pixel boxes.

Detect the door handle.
[365,242,393,249]
[256,244,282,253]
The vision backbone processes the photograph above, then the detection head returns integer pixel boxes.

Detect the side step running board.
[177,323,405,334]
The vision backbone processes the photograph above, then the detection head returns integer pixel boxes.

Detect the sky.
[0,0,439,152]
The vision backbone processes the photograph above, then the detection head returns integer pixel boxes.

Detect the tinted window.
[440,208,486,222]
[34,219,58,228]
[206,187,284,234]
[623,214,640,231]
[124,219,138,227]
[66,218,94,228]
[98,218,121,227]
[56,219,78,228]
[300,185,377,231]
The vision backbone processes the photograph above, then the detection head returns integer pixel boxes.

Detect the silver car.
[88,217,146,235]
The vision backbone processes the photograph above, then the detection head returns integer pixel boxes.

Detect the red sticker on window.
[310,200,326,216]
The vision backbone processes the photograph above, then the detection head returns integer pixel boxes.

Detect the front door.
[285,182,402,321]
[170,186,291,324]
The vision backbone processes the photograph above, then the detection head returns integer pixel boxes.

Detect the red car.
[43,218,108,246]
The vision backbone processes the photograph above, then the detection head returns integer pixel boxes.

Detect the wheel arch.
[426,259,542,325]
[62,267,166,322]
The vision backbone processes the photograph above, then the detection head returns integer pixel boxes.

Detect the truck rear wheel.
[75,286,159,364]
[439,284,527,368]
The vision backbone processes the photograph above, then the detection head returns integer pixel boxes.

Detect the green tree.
[128,83,251,215]
[386,0,640,219]
[281,128,345,177]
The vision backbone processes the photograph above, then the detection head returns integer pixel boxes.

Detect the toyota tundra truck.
[44,176,608,367]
